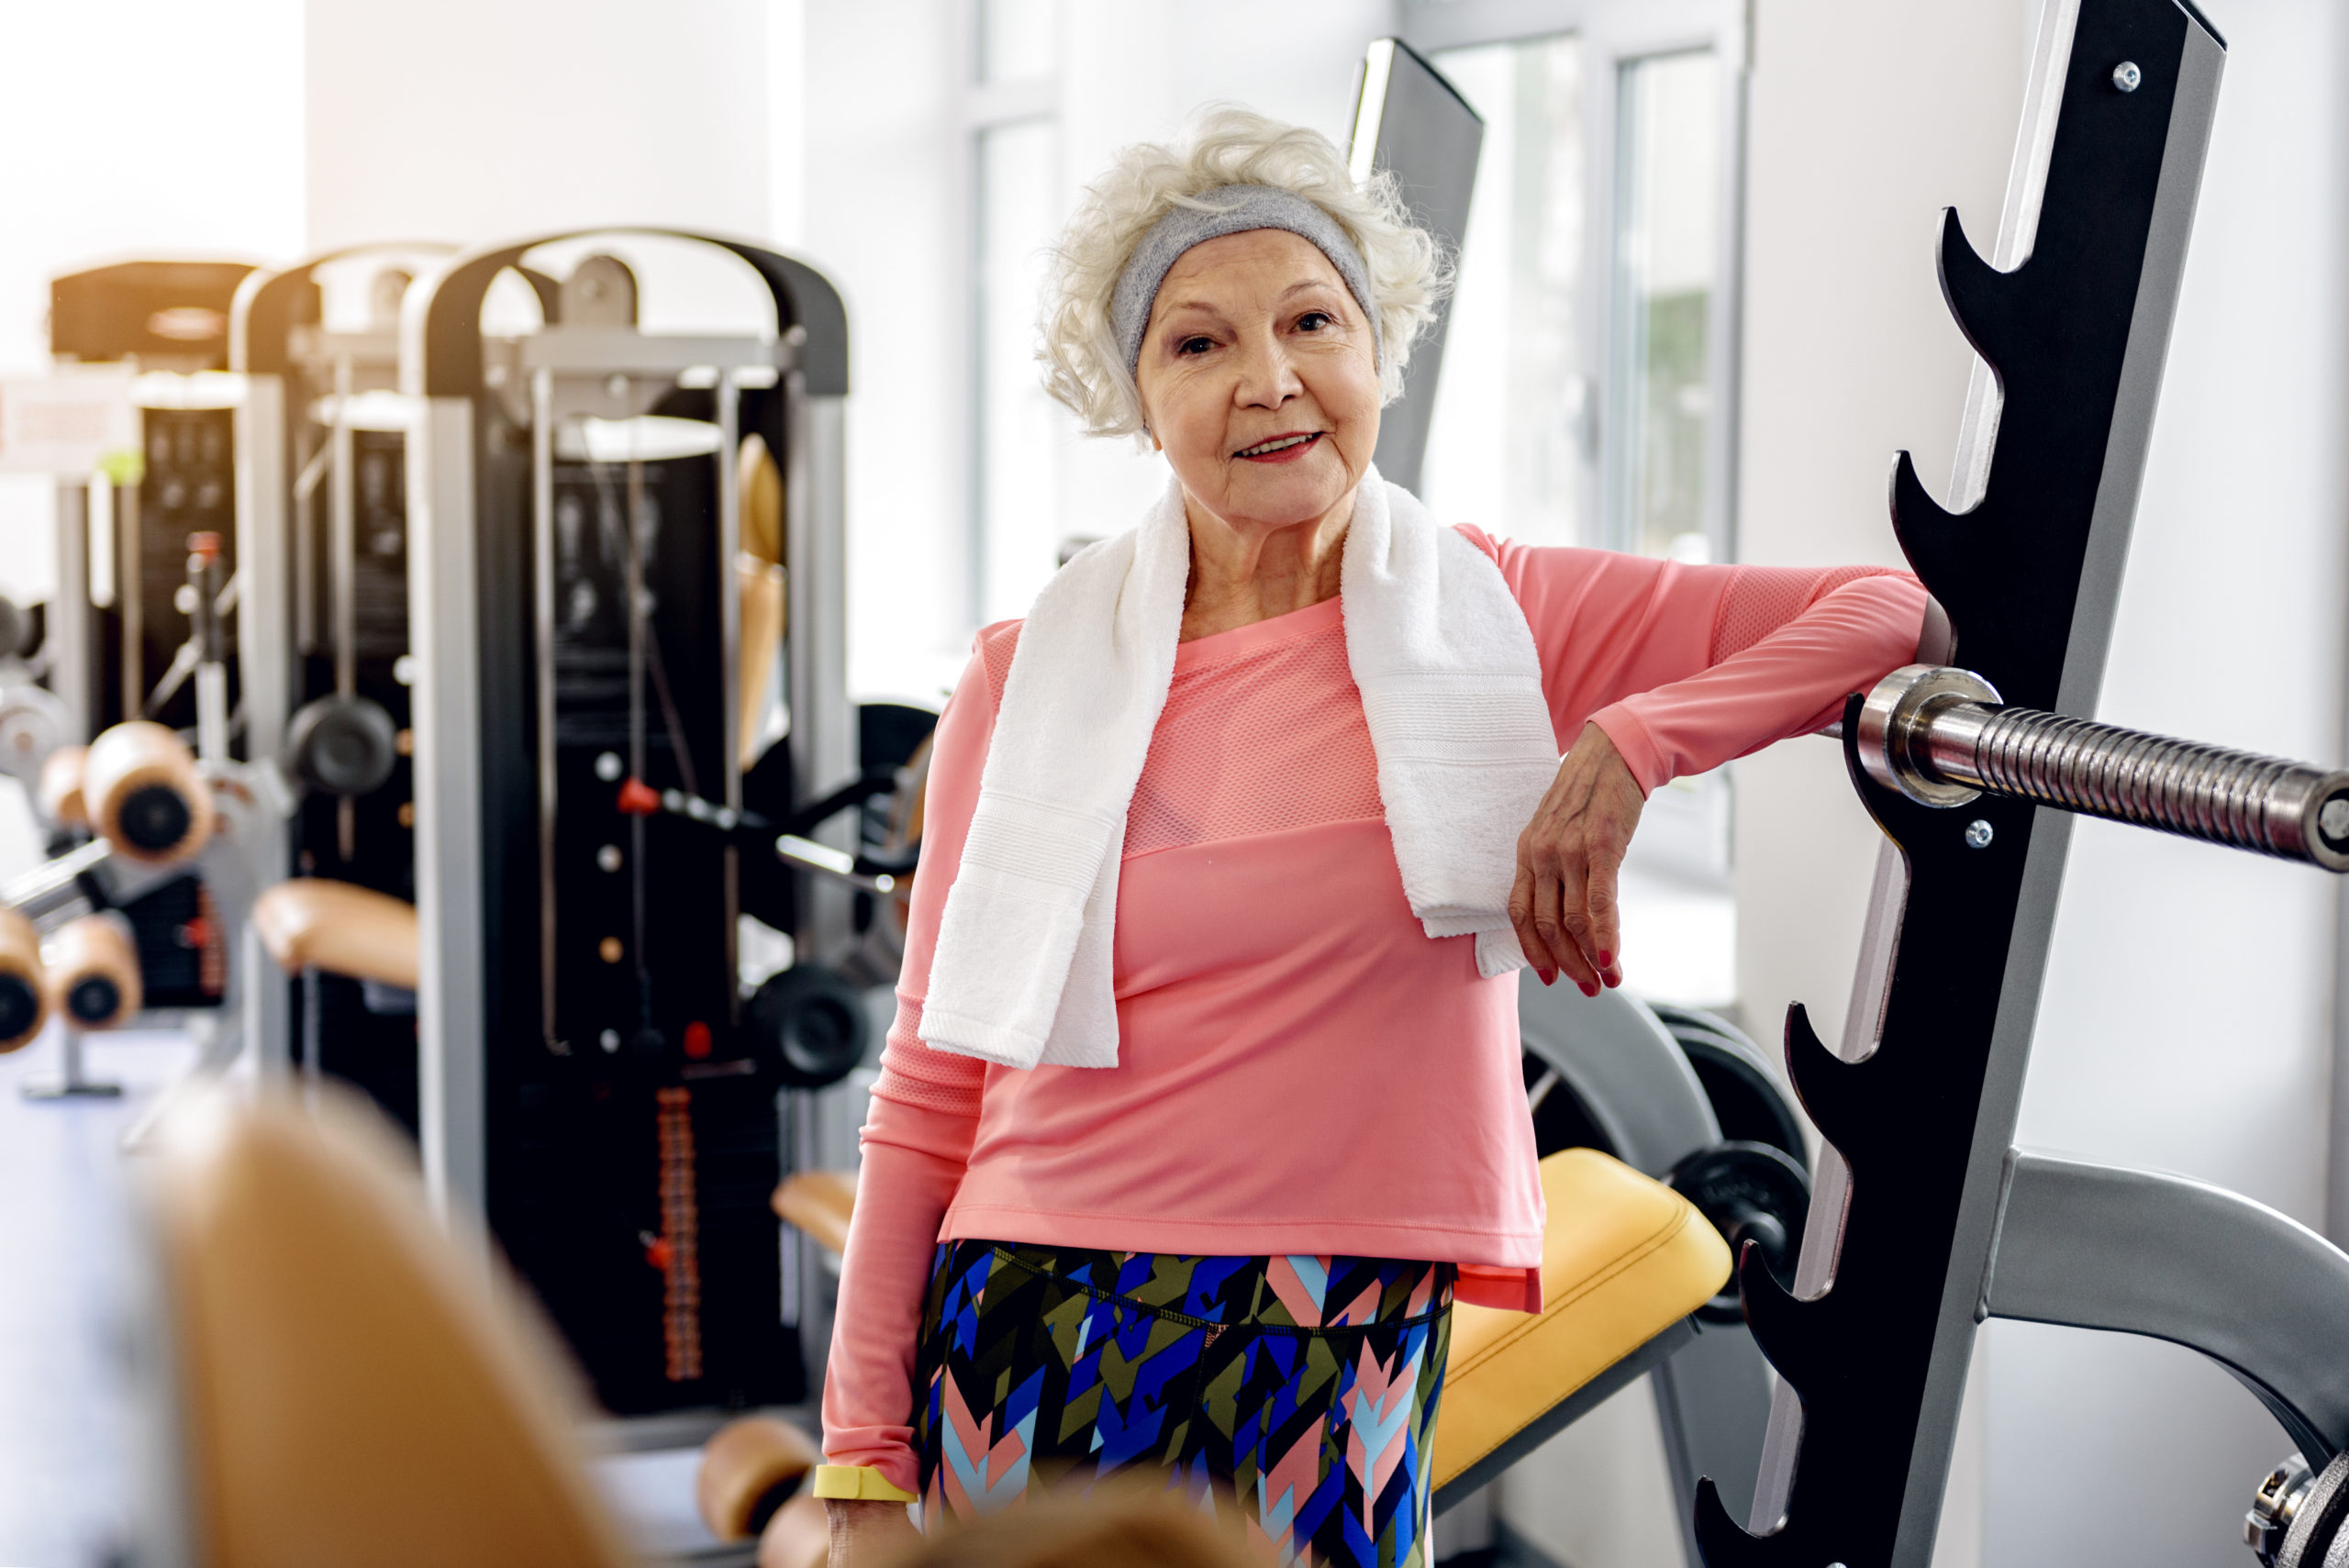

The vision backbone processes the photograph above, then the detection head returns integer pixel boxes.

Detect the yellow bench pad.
[1431,1148,1733,1496]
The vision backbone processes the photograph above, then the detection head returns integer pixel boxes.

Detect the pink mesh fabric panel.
[873,1004,985,1116]
[978,621,1022,707]
[1709,564,1896,665]
[1123,618,1386,857]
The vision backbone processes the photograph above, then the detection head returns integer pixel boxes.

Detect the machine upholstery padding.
[250,876,419,990]
[149,1091,629,1567]
[1430,1148,1731,1494]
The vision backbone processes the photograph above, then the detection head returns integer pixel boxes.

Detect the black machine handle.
[1857,664,2349,872]
[617,778,899,895]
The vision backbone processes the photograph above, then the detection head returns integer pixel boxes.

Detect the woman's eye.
[1296,310,1333,332]
[1177,335,1215,356]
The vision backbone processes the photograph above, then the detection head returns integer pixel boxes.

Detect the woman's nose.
[1231,331,1302,407]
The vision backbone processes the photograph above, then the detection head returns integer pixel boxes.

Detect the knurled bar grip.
[1857,664,2349,873]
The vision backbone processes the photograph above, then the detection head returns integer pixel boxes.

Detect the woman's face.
[1133,228,1381,538]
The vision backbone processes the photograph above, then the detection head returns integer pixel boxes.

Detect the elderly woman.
[816,110,1925,1565]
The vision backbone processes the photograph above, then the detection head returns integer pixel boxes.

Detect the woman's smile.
[1234,430,1324,462]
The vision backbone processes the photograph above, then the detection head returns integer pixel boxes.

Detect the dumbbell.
[696,1417,829,1568]
[82,720,212,865]
[43,914,140,1031]
[0,908,49,1053]
[1858,665,2349,871]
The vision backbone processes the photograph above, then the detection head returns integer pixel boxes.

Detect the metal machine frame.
[1675,6,2349,1566]
[402,230,852,1419]
[231,243,457,1119]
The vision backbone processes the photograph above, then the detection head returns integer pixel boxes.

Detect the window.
[1416,6,1739,563]
[1609,49,1722,562]
[969,0,1066,628]
[1419,35,1590,550]
[1408,1,1748,1006]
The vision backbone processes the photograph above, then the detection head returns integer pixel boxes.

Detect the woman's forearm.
[818,1084,976,1492]
[1593,573,1929,789]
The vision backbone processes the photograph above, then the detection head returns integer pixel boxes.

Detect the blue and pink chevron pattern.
[909,1240,1453,1568]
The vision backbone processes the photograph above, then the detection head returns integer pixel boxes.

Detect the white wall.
[1987,1,2349,1560]
[0,0,306,609]
[304,0,769,250]
[1731,0,2023,1061]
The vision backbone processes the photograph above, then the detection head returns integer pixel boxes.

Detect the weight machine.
[230,242,463,1131]
[401,231,886,1421]
[26,261,259,1023]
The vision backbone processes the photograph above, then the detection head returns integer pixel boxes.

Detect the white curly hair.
[1039,106,1447,439]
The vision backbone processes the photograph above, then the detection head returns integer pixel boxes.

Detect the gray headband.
[1110,184,1382,379]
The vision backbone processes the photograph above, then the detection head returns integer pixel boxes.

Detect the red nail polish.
[1539,969,1555,986]
[1580,981,1598,997]
[1597,951,1614,968]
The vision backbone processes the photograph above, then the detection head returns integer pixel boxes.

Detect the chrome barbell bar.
[1855,664,2349,873]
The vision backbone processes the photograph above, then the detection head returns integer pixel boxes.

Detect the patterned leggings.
[909,1240,1453,1568]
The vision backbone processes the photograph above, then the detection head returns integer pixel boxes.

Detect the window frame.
[961,0,1062,632]
[1401,0,1751,565]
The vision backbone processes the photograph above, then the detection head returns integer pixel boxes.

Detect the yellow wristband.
[812,1463,918,1504]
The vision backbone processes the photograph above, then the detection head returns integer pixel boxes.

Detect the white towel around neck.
[918,468,1560,1070]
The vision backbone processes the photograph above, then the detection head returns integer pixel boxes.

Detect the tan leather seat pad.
[1431,1148,1732,1492]
[250,877,420,990]
[151,1091,629,1568]
[772,1168,856,1257]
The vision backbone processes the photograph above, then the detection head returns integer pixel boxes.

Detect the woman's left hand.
[1509,722,1645,995]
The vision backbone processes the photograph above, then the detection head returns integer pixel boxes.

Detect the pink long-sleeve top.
[822,526,1927,1491]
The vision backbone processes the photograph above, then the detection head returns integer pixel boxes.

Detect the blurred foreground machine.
[402,231,895,1420]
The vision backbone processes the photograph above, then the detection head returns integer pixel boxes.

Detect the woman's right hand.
[824,1498,920,1566]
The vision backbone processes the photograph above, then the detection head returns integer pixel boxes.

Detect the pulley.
[286,694,398,797]
[744,964,869,1090]
[1665,1140,1809,1325]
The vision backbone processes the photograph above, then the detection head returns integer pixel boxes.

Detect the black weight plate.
[746,963,871,1090]
[286,694,398,796]
[0,973,38,1043]
[2281,1450,2349,1567]
[117,784,193,854]
[1649,1002,1811,1164]
[1667,1140,1809,1325]
[860,702,939,774]
[1521,1049,1613,1162]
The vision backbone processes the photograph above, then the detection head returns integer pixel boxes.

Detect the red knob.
[616,777,661,817]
